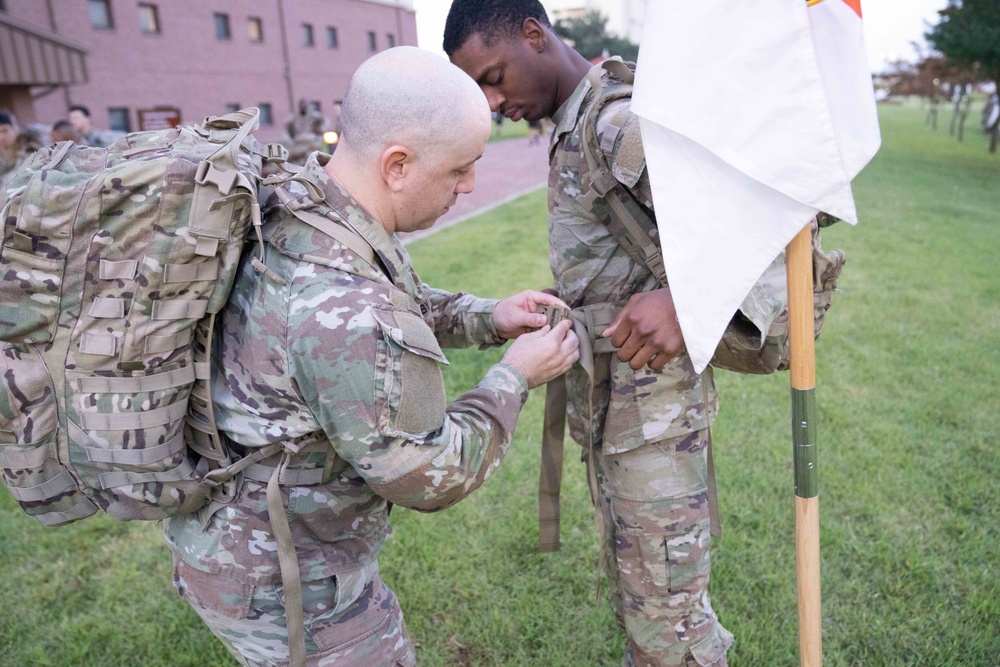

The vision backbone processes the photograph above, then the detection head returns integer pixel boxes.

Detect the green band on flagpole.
[792,387,818,499]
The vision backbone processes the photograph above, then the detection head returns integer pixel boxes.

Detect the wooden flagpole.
[786,221,822,667]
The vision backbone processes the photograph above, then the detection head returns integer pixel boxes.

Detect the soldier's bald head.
[339,46,490,159]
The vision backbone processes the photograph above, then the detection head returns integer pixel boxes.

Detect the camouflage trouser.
[592,428,734,667]
[172,557,415,667]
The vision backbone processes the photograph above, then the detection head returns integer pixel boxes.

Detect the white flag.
[631,0,881,373]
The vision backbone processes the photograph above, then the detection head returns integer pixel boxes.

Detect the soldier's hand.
[502,320,579,389]
[603,288,685,371]
[493,290,570,339]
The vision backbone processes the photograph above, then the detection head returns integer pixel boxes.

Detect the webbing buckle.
[538,304,571,327]
[265,143,289,163]
[194,160,239,196]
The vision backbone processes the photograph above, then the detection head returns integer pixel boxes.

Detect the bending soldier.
[165,46,579,667]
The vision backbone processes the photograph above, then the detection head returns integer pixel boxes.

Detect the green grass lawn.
[1,104,998,666]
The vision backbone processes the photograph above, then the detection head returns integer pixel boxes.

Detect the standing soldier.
[285,99,326,164]
[164,46,579,667]
[445,2,799,665]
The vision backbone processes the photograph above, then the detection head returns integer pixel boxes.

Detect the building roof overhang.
[0,12,88,86]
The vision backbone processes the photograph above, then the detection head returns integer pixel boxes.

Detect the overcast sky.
[411,0,950,72]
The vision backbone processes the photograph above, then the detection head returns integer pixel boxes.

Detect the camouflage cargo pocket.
[306,575,414,667]
[0,343,96,524]
[611,494,712,600]
[173,558,254,620]
[688,622,734,667]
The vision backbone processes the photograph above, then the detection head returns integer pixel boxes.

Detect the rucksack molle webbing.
[0,108,286,526]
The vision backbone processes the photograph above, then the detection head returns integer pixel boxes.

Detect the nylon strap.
[152,299,209,321]
[99,259,138,280]
[274,186,377,267]
[79,332,117,356]
[78,399,188,431]
[267,452,308,667]
[85,431,185,465]
[579,63,668,288]
[537,302,621,551]
[88,296,126,319]
[145,331,192,355]
[98,455,195,489]
[8,470,77,501]
[538,374,566,553]
[0,437,55,470]
[33,499,96,526]
[163,259,220,283]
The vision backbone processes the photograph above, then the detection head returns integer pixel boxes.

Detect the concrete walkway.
[398,134,549,244]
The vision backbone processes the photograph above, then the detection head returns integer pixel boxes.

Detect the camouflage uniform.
[165,154,529,666]
[548,69,782,667]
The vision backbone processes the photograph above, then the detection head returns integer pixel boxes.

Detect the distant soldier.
[164,46,578,666]
[0,112,37,188]
[327,99,343,152]
[285,98,326,164]
[0,112,21,183]
[68,104,121,148]
[50,119,81,143]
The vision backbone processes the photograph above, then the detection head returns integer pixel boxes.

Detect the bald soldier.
[164,47,578,667]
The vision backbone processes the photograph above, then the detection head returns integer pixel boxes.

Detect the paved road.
[399,134,549,244]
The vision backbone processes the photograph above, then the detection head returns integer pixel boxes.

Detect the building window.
[326,26,338,49]
[138,4,160,34]
[214,13,231,40]
[108,108,131,133]
[386,33,395,48]
[258,103,273,126]
[302,23,314,47]
[367,31,376,52]
[248,16,263,43]
[225,103,241,114]
[88,0,113,29]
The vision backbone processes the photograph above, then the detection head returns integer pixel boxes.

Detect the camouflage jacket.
[548,70,783,454]
[166,154,529,584]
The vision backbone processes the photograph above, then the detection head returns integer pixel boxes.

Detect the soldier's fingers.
[527,290,570,310]
[628,345,657,371]
[648,353,669,372]
[546,319,574,339]
[602,318,622,345]
[560,331,579,355]
[615,332,642,364]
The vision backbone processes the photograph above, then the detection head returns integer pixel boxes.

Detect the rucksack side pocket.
[65,365,204,521]
[0,247,66,344]
[0,343,97,525]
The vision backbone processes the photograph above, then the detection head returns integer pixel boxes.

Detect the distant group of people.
[0,104,122,186]
[285,98,343,164]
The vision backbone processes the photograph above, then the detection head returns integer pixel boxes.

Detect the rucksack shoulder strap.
[579,61,667,286]
[272,183,378,269]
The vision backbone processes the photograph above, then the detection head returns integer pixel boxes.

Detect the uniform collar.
[549,74,592,154]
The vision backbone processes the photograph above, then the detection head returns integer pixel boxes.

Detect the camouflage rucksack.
[0,108,288,526]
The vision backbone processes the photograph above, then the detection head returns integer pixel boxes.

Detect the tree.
[926,0,1000,152]
[553,11,639,64]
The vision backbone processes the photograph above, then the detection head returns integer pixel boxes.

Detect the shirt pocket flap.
[372,308,448,365]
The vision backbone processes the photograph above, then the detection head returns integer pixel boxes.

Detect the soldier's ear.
[522,18,548,53]
[380,145,412,192]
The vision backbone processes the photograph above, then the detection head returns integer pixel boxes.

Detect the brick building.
[0,0,416,142]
